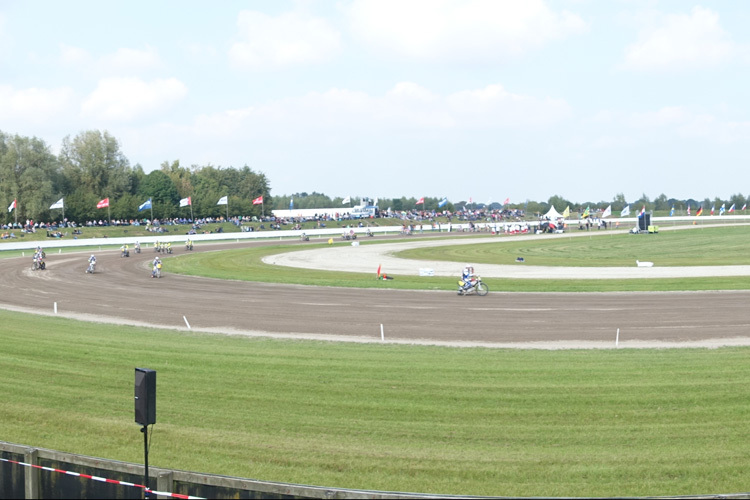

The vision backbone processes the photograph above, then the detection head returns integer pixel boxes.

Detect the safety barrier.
[0,440,449,499]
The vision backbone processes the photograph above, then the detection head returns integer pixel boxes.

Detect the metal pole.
[142,424,149,498]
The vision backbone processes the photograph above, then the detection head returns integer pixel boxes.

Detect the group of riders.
[31,247,46,271]
[79,239,192,277]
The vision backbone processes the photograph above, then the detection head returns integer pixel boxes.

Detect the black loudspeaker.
[135,368,156,426]
[638,213,651,231]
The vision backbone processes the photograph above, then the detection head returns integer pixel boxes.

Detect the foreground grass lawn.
[1,310,749,497]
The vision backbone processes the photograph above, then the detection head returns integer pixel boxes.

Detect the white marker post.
[183,316,191,330]
[616,328,620,347]
[54,302,57,314]
[380,324,385,341]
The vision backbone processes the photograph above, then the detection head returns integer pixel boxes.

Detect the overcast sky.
[2,0,749,205]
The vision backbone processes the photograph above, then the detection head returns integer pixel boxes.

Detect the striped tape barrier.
[0,457,205,499]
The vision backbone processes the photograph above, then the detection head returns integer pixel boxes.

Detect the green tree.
[546,195,571,213]
[0,132,59,223]
[138,170,180,219]
[59,130,133,197]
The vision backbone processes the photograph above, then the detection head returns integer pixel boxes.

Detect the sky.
[2,0,750,205]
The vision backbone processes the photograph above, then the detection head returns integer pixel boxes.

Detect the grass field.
[166,225,750,292]
[1,310,749,497]
[3,223,750,497]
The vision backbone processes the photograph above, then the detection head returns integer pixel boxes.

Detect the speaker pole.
[141,424,149,498]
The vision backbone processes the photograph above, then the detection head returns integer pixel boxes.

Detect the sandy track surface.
[2,237,750,349]
[265,230,750,279]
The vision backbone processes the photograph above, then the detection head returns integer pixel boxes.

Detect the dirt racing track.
[3,237,750,349]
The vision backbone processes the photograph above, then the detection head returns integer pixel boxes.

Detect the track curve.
[3,240,750,349]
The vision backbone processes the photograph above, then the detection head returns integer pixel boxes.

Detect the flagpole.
[226,196,229,221]
[14,200,17,225]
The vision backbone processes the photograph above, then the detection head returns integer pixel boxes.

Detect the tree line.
[0,130,270,223]
[2,129,746,223]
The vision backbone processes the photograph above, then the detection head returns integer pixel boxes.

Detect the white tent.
[543,206,563,219]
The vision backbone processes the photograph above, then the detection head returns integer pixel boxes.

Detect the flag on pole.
[696,206,703,216]
[50,198,64,210]
[687,205,691,215]
[503,197,510,205]
[582,206,590,218]
[97,198,109,209]
[562,206,570,218]
[742,203,747,211]
[8,199,16,212]
[438,197,448,208]
[710,205,715,215]
[217,196,228,206]
[252,195,263,205]
[639,205,646,216]
[670,206,674,216]
[289,197,294,210]
[377,264,381,277]
[620,205,630,217]
[342,196,351,204]
[138,198,152,211]
[179,196,191,207]
[601,205,612,218]
[719,204,726,215]
[729,203,736,213]
[416,197,424,205]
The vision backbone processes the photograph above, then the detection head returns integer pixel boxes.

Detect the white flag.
[50,198,64,210]
[217,196,228,205]
[342,196,351,204]
[620,205,630,217]
[179,196,191,207]
[601,204,612,218]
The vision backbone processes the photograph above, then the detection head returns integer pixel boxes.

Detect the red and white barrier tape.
[0,457,205,499]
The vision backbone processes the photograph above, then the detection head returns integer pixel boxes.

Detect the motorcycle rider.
[460,265,477,291]
[152,256,162,278]
[134,241,141,253]
[121,244,129,257]
[87,254,96,273]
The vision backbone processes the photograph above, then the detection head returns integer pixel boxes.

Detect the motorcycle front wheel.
[475,282,489,296]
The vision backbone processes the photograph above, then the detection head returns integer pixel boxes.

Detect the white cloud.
[81,77,187,122]
[621,6,735,71]
[58,43,91,66]
[346,0,587,61]
[0,85,75,123]
[229,10,341,70]
[188,81,570,141]
[101,46,162,73]
[628,106,750,143]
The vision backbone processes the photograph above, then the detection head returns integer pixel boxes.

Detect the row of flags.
[588,202,749,218]
[8,196,750,216]
[6,195,266,214]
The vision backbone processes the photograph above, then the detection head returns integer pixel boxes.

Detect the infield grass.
[166,225,750,291]
[1,309,749,497]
